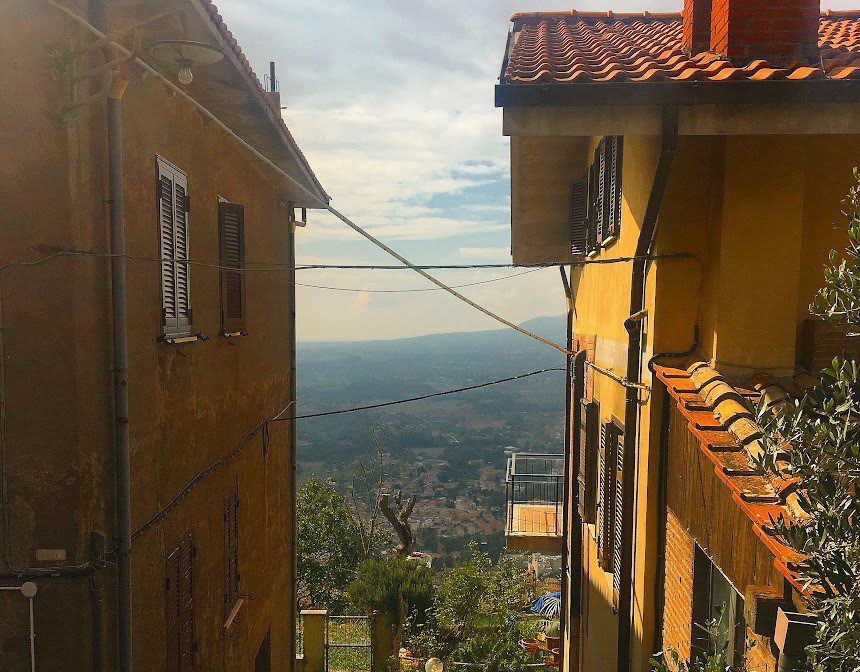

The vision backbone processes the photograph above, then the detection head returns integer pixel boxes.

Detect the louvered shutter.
[596,422,607,565]
[608,137,624,240]
[570,178,588,256]
[158,170,177,335]
[166,531,195,672]
[599,422,618,572]
[224,481,240,606]
[179,533,195,671]
[165,546,180,672]
[586,162,598,256]
[596,139,608,244]
[578,400,598,524]
[612,425,625,603]
[218,202,246,332]
[157,158,192,338]
[174,173,191,336]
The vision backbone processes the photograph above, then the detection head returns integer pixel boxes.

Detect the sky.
[214,0,858,342]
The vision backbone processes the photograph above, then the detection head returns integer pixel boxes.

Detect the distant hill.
[299,315,566,359]
[295,315,567,565]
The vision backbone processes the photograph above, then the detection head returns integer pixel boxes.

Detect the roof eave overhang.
[496,80,860,108]
[190,0,331,208]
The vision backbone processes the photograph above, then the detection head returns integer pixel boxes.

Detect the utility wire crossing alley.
[130,367,565,540]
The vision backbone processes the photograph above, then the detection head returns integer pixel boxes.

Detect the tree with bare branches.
[379,490,417,556]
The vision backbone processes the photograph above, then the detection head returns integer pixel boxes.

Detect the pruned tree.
[347,422,395,556]
[379,490,416,556]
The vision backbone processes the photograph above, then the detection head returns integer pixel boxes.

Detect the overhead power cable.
[296,268,544,293]
[285,367,566,420]
[4,249,697,275]
[131,366,565,540]
[49,0,573,355]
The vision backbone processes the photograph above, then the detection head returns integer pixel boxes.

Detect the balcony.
[504,453,564,553]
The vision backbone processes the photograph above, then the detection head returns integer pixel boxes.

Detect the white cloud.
[458,246,511,261]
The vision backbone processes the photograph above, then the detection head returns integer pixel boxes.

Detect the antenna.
[266,61,279,93]
[264,61,281,108]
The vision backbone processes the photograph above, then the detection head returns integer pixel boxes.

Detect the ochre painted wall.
[511,135,590,265]
[508,125,860,672]
[0,2,299,670]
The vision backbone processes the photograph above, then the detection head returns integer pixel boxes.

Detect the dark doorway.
[255,629,271,672]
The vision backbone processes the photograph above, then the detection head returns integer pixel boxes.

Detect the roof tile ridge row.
[652,363,808,594]
[511,8,860,25]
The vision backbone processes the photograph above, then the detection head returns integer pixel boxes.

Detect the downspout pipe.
[559,267,571,651]
[617,106,678,672]
[107,77,132,672]
[287,205,299,672]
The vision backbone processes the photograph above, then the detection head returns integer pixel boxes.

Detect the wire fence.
[327,615,372,672]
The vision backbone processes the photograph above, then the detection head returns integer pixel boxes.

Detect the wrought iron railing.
[505,453,564,537]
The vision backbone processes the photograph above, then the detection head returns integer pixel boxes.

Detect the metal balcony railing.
[505,453,564,538]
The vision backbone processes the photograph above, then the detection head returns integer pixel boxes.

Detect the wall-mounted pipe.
[617,106,679,672]
[107,74,133,672]
[0,582,37,672]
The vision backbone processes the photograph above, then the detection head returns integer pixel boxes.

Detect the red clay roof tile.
[652,364,807,591]
[504,10,860,85]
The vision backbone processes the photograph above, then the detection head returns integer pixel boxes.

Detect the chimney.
[710,0,821,64]
[683,0,712,56]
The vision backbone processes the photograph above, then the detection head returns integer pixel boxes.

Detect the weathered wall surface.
[0,2,297,670]
[664,404,781,671]
[532,125,860,672]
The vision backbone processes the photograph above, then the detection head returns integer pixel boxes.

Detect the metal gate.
[326,615,373,672]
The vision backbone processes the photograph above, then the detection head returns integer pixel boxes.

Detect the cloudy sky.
[215,0,856,341]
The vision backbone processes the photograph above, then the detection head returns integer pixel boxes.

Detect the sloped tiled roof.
[503,10,860,85]
[653,362,816,592]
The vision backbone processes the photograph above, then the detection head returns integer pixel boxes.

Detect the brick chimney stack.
[710,0,821,64]
[682,0,712,55]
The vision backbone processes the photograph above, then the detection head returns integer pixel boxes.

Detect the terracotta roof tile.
[653,363,810,591]
[504,10,860,85]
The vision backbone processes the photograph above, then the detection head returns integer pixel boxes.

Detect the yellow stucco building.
[498,2,860,671]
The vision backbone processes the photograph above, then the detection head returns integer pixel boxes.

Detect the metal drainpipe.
[558,266,572,660]
[107,78,132,672]
[617,106,678,672]
[287,205,299,672]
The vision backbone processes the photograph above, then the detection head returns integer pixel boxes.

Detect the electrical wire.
[131,367,564,541]
[131,399,295,541]
[3,248,699,277]
[295,268,544,293]
[48,0,572,355]
[285,367,565,420]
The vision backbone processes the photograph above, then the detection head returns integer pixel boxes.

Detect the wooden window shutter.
[596,139,608,244]
[608,137,624,241]
[157,158,192,337]
[598,421,618,572]
[224,480,240,606]
[612,422,625,603]
[166,531,195,672]
[218,202,246,333]
[578,400,599,524]
[586,162,598,256]
[570,178,588,256]
[596,421,607,565]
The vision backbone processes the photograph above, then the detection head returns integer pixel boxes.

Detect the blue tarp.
[530,591,561,614]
